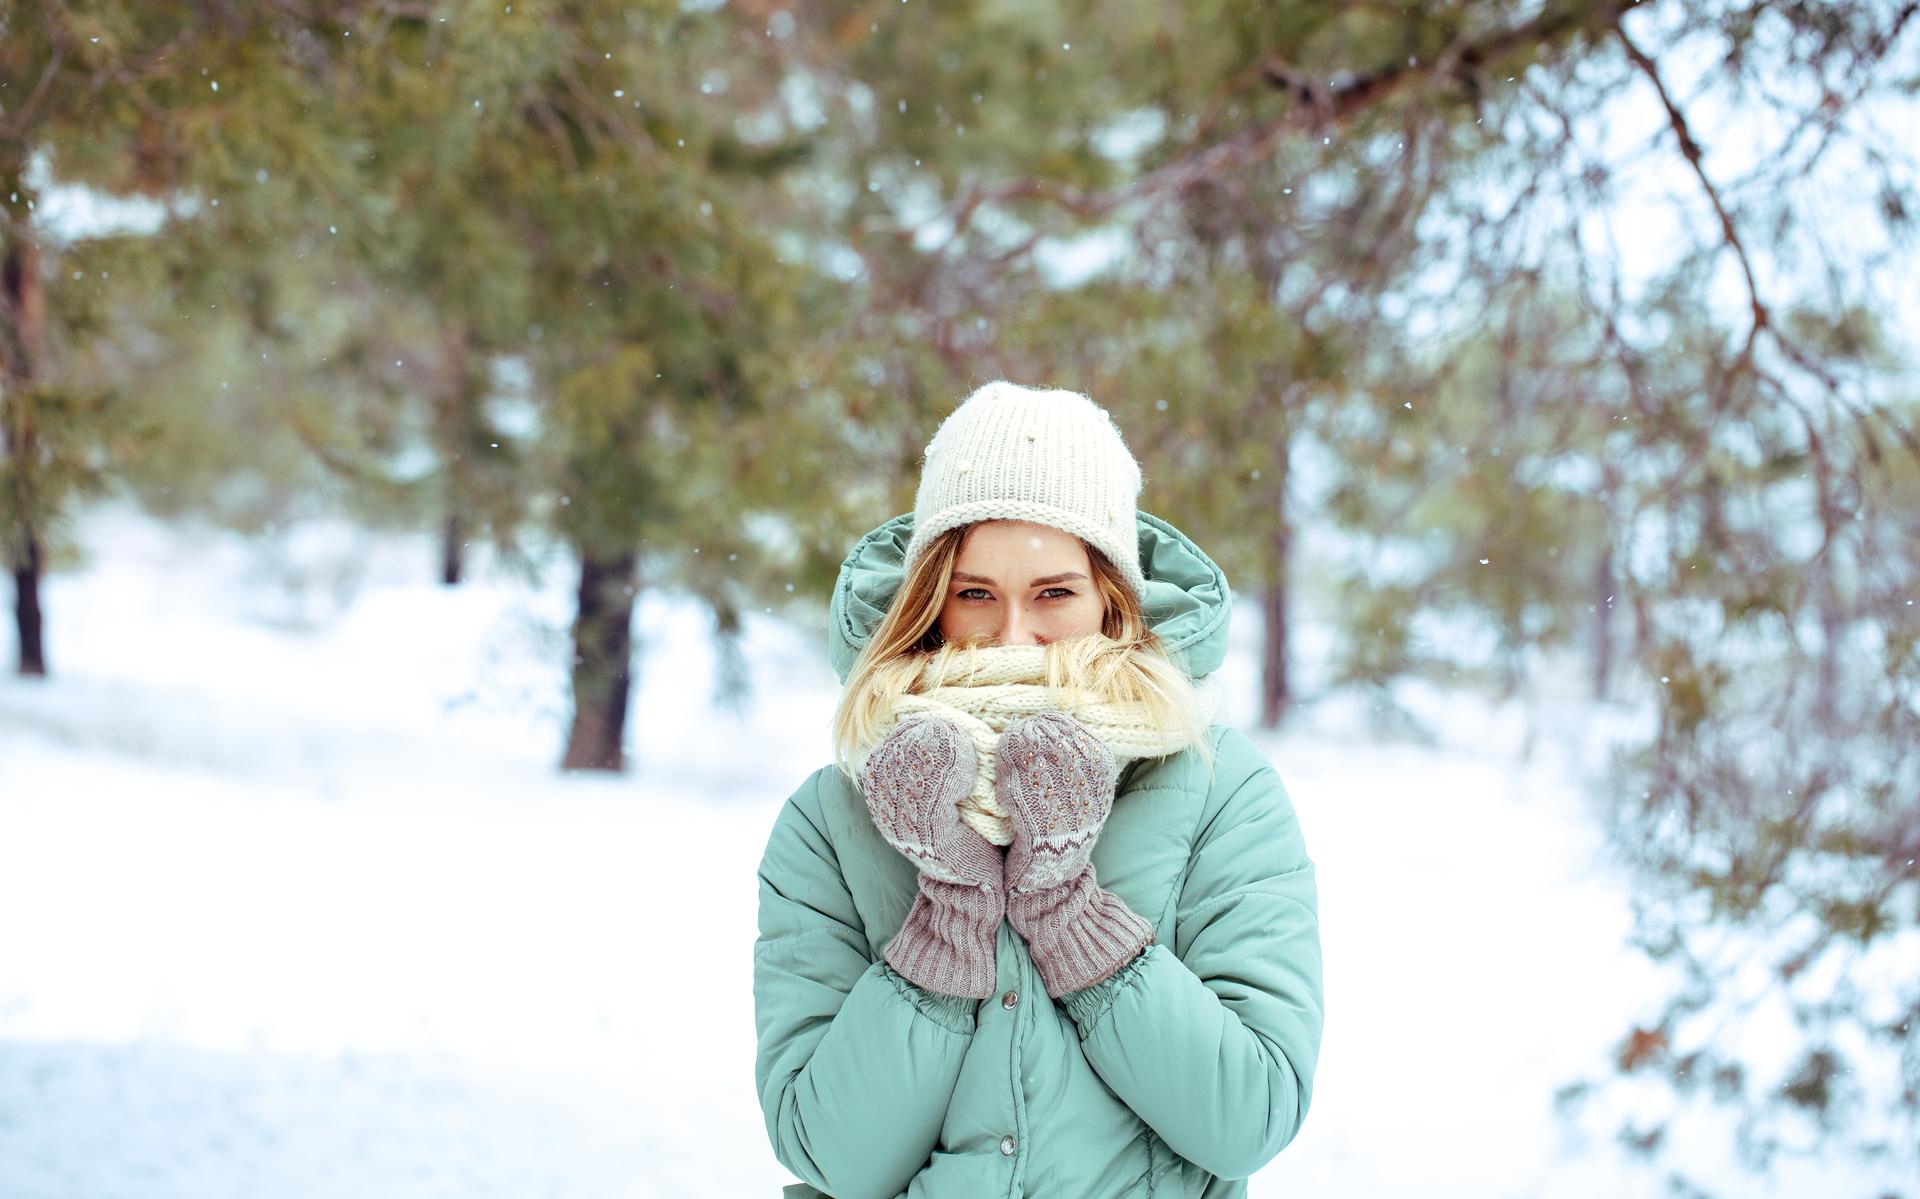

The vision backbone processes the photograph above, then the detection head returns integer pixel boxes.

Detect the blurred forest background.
[3,0,1917,1193]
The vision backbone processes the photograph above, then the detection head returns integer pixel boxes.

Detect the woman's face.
[936,521,1108,647]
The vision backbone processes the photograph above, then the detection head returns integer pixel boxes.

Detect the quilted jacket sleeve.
[753,768,978,1199]
[1058,727,1324,1181]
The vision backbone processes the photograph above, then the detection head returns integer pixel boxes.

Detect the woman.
[753,381,1323,1198]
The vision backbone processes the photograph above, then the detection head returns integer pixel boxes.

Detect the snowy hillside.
[0,506,1884,1197]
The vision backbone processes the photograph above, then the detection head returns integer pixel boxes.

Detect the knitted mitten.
[860,715,1006,999]
[997,712,1155,998]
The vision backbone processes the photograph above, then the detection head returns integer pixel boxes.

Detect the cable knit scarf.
[866,643,1213,847]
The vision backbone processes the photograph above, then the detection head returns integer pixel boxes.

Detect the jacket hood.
[826,510,1232,685]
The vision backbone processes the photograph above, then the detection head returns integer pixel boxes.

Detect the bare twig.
[1616,23,1767,357]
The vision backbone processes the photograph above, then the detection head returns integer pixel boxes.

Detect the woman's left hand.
[997,712,1118,894]
[996,712,1156,997]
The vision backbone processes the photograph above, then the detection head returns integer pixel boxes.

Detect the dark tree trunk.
[11,529,43,676]
[3,234,47,677]
[1258,429,1293,730]
[561,547,639,772]
[440,512,465,587]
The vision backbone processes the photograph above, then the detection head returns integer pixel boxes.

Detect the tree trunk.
[440,512,465,587]
[561,547,639,772]
[11,529,44,676]
[1258,563,1291,728]
[1592,548,1614,702]
[434,323,474,587]
[3,234,47,677]
[1258,431,1293,729]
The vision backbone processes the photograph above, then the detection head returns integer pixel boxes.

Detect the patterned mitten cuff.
[1006,866,1155,998]
[884,875,1004,1000]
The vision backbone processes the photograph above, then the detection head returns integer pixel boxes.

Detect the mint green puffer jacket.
[753,512,1323,1199]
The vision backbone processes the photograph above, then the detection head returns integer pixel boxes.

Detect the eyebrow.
[950,571,1089,586]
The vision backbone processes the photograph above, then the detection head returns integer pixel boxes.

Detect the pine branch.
[936,0,1645,238]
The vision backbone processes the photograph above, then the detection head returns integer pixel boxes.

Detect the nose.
[999,606,1042,646]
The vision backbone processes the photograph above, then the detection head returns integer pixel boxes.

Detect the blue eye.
[955,588,1075,601]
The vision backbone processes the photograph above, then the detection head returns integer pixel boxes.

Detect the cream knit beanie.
[903,381,1147,600]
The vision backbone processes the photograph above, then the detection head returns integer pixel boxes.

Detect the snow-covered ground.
[0,505,1892,1197]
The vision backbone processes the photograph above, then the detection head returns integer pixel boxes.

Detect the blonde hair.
[830,522,1217,785]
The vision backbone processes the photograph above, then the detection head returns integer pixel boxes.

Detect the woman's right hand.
[862,715,1007,998]
[860,715,1003,890]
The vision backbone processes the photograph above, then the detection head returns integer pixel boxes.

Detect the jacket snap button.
[1001,990,1019,1008]
[999,1134,1017,1156]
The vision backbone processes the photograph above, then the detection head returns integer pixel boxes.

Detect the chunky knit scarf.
[867,643,1212,847]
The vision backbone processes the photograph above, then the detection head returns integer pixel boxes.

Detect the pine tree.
[340,1,828,771]
[0,3,383,673]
